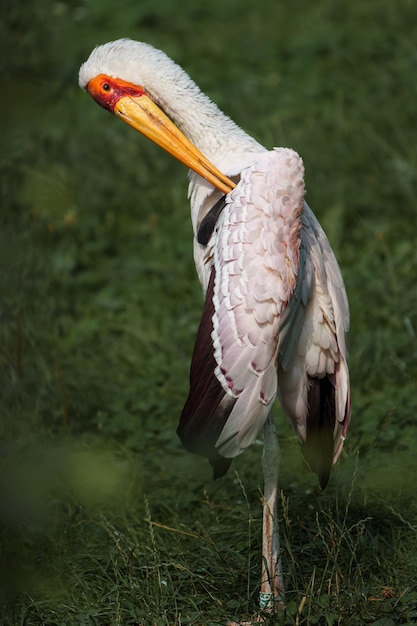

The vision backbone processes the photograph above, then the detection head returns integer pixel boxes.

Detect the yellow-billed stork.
[79,38,350,614]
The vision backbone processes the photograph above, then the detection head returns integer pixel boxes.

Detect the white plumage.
[211,149,305,459]
[79,38,351,611]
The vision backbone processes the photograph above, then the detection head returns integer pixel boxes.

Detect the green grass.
[1,0,417,623]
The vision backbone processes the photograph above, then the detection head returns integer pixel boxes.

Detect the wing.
[177,148,305,477]
[277,203,351,487]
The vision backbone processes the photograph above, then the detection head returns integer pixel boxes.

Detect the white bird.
[79,38,350,614]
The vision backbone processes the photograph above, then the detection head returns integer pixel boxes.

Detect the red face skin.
[86,74,146,113]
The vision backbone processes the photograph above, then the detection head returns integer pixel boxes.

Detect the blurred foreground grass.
[1,0,417,624]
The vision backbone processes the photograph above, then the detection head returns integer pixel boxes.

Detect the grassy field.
[1,0,417,624]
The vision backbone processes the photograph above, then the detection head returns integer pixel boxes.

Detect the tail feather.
[302,375,335,488]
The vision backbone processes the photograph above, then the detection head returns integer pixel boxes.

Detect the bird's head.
[79,39,235,194]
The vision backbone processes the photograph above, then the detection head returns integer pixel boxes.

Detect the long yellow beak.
[115,94,235,195]
[86,75,236,195]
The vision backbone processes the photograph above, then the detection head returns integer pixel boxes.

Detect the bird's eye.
[102,83,111,92]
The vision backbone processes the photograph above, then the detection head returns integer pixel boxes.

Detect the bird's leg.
[260,412,284,611]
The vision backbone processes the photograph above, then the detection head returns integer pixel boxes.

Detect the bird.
[79,38,351,614]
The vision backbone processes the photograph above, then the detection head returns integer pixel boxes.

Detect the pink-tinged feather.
[179,148,308,472]
[179,147,350,487]
[277,204,350,486]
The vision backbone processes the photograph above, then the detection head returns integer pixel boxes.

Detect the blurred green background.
[1,0,417,624]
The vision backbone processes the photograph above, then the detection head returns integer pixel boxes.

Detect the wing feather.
[277,203,351,485]
[177,270,236,478]
[179,147,350,486]
[178,148,306,474]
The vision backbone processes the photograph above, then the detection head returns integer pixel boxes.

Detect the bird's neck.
[146,77,263,169]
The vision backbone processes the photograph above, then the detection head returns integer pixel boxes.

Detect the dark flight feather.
[197,196,227,245]
[302,375,336,489]
[177,269,235,478]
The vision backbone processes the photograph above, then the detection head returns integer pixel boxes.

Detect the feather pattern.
[212,148,305,458]
[181,151,350,485]
[277,203,350,485]
[179,148,307,469]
